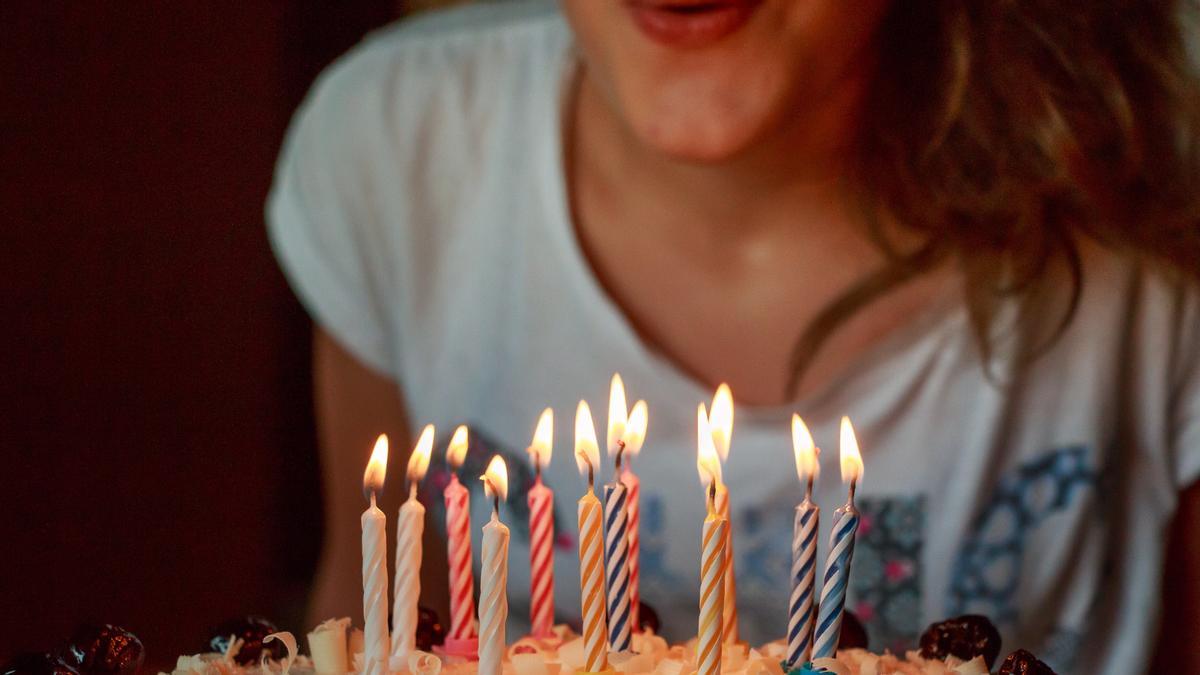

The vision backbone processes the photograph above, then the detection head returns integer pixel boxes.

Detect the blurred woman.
[268,1,1200,671]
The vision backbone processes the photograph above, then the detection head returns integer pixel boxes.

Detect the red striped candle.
[443,426,478,657]
[619,399,648,633]
[526,408,556,638]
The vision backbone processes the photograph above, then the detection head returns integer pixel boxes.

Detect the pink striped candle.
[619,399,648,632]
[443,425,478,658]
[526,408,556,638]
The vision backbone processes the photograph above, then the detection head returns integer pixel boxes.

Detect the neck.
[572,67,866,234]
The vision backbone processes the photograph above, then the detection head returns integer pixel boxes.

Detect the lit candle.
[603,375,632,652]
[785,415,820,669]
[575,401,609,673]
[478,456,510,675]
[812,417,865,659]
[696,404,728,675]
[526,408,556,638]
[708,384,740,645]
[360,435,390,675]
[620,400,648,633]
[443,425,478,657]
[390,425,434,666]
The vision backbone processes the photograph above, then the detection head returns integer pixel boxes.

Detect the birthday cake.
[0,611,1059,675]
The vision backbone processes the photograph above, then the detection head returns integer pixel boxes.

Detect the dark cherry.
[637,602,661,635]
[414,606,445,652]
[207,616,284,665]
[998,649,1057,675]
[63,624,144,675]
[2,653,80,675]
[836,610,869,650]
[918,614,1002,668]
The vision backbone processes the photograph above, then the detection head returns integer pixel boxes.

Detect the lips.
[624,0,763,49]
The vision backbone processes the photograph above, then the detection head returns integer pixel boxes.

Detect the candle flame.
[606,373,628,457]
[791,414,819,483]
[446,424,469,470]
[362,433,389,498]
[482,454,509,502]
[840,416,864,484]
[528,407,554,470]
[709,383,734,462]
[623,400,648,458]
[407,424,435,482]
[696,403,722,487]
[575,400,600,477]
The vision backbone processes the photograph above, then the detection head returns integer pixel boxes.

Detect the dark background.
[0,1,434,664]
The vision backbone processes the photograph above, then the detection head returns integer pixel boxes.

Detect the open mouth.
[624,0,763,48]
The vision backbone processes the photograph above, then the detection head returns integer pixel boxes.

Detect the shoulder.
[300,0,568,140]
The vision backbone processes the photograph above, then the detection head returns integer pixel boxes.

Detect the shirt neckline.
[535,36,967,422]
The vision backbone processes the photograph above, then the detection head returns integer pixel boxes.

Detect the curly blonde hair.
[788,0,1200,395]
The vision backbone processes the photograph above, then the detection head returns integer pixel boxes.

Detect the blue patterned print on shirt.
[947,445,1098,624]
[852,496,927,653]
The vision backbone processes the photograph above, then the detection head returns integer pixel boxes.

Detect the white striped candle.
[811,417,864,659]
[811,507,859,658]
[786,414,820,668]
[786,499,819,667]
[478,456,510,675]
[603,480,632,651]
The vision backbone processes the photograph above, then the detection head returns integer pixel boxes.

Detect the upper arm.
[308,327,410,624]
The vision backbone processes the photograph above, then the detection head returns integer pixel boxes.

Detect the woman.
[267,0,1200,671]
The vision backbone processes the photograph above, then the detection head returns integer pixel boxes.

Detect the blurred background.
[0,0,472,664]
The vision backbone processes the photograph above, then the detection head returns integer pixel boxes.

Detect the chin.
[616,67,793,163]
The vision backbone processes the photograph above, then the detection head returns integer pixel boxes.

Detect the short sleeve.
[1171,285,1200,490]
[266,56,397,376]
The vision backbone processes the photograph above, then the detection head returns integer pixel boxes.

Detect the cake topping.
[62,624,144,675]
[416,606,446,652]
[918,614,1002,668]
[2,653,81,675]
[636,601,661,635]
[206,617,285,665]
[997,649,1057,675]
[835,610,868,651]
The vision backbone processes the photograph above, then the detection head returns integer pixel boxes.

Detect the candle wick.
[615,441,625,473]
[588,461,595,491]
[493,492,500,519]
[707,480,716,513]
[805,475,814,503]
[370,491,377,509]
[409,482,417,502]
[535,461,542,484]
[847,478,858,508]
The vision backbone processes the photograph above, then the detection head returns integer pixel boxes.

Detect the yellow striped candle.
[709,384,740,644]
[696,404,727,675]
[576,401,609,673]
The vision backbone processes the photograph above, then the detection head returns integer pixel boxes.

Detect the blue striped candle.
[604,481,633,652]
[786,498,819,667]
[811,504,860,658]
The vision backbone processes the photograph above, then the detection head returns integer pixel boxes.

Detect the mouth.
[624,0,763,49]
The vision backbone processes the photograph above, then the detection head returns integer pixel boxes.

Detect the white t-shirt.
[266,2,1200,672]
